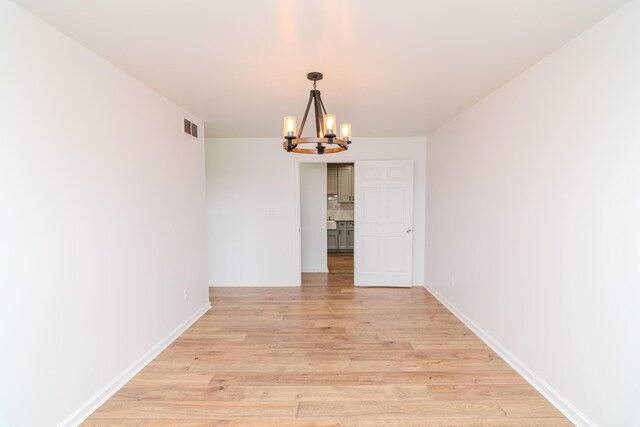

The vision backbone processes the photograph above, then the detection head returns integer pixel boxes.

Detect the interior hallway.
[84,254,568,425]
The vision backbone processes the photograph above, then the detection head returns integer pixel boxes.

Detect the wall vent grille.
[183,118,198,138]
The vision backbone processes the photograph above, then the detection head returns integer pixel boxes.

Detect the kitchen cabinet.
[327,166,338,195]
[337,165,354,202]
[327,229,338,250]
[347,222,355,250]
[338,222,348,249]
[327,164,354,201]
[328,221,354,252]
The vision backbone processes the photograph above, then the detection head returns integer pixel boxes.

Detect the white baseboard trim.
[302,268,330,273]
[58,302,211,427]
[423,284,595,427]
[210,283,300,287]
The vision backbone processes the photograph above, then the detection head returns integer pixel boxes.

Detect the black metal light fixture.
[283,72,352,154]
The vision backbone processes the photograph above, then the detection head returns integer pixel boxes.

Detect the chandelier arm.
[313,91,323,137]
[318,94,328,115]
[298,91,314,138]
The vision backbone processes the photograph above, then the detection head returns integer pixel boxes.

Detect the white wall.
[300,163,328,273]
[426,2,640,426]
[0,2,210,426]
[206,137,426,286]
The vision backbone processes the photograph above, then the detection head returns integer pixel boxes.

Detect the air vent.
[183,118,198,138]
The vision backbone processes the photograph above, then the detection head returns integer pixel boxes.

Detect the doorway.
[300,162,355,284]
[326,163,355,274]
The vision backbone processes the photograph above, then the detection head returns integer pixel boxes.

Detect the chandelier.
[283,72,352,154]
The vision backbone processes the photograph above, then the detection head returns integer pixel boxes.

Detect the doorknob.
[406,228,412,234]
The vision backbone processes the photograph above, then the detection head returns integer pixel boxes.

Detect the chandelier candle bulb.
[323,114,336,137]
[283,116,296,137]
[340,123,352,142]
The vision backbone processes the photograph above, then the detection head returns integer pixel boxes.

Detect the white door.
[354,160,413,287]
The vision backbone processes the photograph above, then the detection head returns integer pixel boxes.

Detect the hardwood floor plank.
[85,419,356,427]
[296,400,506,419]
[357,419,572,427]
[90,401,297,419]
[239,385,432,402]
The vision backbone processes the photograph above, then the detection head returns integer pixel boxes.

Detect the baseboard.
[210,283,300,287]
[423,284,595,427]
[302,268,330,273]
[58,302,211,427]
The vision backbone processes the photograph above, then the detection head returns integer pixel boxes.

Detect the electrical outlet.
[183,289,189,301]
[450,276,455,287]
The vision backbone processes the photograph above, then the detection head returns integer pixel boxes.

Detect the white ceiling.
[13,0,628,137]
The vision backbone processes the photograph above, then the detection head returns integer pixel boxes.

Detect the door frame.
[294,156,358,285]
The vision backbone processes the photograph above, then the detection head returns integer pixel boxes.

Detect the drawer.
[347,222,354,229]
[338,221,347,228]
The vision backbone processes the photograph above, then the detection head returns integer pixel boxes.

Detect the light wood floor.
[84,253,569,426]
